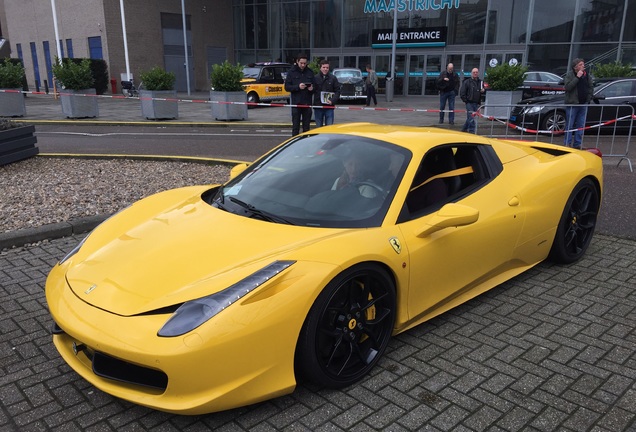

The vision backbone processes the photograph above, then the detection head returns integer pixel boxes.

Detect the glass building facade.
[232,0,636,96]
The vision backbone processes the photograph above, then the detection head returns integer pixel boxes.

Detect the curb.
[0,215,109,251]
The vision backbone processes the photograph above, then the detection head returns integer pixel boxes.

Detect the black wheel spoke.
[298,265,396,387]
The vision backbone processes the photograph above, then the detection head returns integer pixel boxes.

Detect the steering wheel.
[355,181,385,197]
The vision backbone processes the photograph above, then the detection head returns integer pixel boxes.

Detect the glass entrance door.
[407,55,442,96]
[408,55,424,95]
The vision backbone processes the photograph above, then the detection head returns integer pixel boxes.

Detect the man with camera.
[285,53,315,136]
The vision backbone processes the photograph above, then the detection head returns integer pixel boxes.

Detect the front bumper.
[45,261,335,414]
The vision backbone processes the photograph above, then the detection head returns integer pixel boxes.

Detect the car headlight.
[158,260,296,337]
[59,235,88,265]
[523,106,543,115]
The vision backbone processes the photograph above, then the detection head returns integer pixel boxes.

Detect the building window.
[16,43,23,61]
[43,41,53,87]
[312,0,342,48]
[66,39,74,58]
[531,0,575,43]
[29,42,41,88]
[88,36,103,59]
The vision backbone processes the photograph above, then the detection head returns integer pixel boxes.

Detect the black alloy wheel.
[295,264,396,388]
[549,178,600,264]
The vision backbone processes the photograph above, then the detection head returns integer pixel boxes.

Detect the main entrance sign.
[372,27,447,48]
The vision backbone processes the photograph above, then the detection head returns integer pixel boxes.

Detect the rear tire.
[548,178,599,264]
[295,264,396,388]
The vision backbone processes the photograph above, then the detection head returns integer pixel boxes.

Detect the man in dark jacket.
[459,68,484,133]
[436,62,460,124]
[312,60,341,127]
[284,53,315,136]
[563,58,594,149]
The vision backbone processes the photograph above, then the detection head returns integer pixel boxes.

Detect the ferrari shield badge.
[389,237,402,254]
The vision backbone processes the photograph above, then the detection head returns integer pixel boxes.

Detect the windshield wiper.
[228,197,295,225]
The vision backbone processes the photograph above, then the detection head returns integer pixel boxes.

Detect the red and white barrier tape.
[0,88,466,114]
[473,107,636,135]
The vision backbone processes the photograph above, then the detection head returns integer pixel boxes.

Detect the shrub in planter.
[484,63,528,119]
[0,59,26,89]
[0,60,27,116]
[140,66,176,91]
[52,58,95,90]
[138,67,178,120]
[210,60,244,91]
[52,58,98,118]
[210,60,247,121]
[485,63,528,91]
[592,61,636,78]
[59,58,109,94]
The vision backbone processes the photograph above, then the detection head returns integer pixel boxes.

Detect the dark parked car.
[520,71,565,99]
[333,68,367,103]
[509,77,636,133]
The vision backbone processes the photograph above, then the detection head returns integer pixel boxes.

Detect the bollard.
[44,80,49,94]
[110,79,117,94]
[385,78,394,102]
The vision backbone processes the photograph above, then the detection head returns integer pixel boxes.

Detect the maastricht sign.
[372,27,447,48]
[364,0,461,14]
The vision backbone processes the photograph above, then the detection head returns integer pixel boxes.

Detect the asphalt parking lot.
[1,92,635,430]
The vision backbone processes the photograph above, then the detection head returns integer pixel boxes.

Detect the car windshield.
[213,134,410,228]
[334,70,362,79]
[242,67,261,78]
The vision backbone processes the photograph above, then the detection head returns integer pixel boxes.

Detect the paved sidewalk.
[1,233,635,430]
[16,90,456,128]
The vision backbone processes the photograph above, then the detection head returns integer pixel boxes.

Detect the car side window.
[403,144,489,220]
[261,68,274,82]
[599,81,632,99]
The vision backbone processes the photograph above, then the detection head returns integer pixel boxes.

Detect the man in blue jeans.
[436,63,460,124]
[460,68,484,133]
[563,58,594,149]
[312,60,341,127]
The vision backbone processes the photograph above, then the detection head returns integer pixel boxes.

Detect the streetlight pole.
[386,3,398,102]
[50,0,62,64]
[119,0,132,81]
[181,0,191,95]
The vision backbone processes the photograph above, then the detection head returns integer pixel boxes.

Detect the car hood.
[518,94,565,105]
[64,186,346,316]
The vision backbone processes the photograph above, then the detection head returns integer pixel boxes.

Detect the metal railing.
[476,102,633,172]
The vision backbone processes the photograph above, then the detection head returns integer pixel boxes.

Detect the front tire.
[548,178,600,264]
[246,92,259,108]
[541,109,566,132]
[295,264,396,388]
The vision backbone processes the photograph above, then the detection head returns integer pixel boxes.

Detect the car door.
[589,79,636,131]
[397,144,526,321]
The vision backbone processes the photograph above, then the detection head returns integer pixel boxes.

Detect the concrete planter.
[210,91,248,121]
[0,89,26,117]
[483,90,523,119]
[0,124,39,166]
[140,90,178,120]
[60,89,99,118]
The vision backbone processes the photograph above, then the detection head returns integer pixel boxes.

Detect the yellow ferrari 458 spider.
[45,124,603,414]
